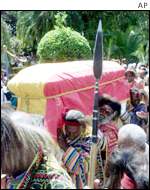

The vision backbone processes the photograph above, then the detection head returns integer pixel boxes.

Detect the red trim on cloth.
[64,121,81,126]
[121,173,136,189]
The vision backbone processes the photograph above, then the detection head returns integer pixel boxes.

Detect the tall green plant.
[14,11,148,62]
[105,28,146,63]
[16,11,56,53]
[1,11,17,35]
[132,42,149,65]
[1,18,11,49]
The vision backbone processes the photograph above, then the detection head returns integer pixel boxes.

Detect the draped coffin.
[8,60,130,139]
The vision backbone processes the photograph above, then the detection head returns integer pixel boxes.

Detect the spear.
[88,19,103,188]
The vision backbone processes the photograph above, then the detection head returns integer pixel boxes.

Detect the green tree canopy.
[37,26,92,62]
[16,11,56,54]
[1,17,12,50]
[1,11,149,64]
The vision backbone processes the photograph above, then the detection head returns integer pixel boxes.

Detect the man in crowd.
[97,95,121,162]
[137,65,148,87]
[126,88,148,132]
[125,67,144,89]
[104,124,149,189]
[57,109,106,189]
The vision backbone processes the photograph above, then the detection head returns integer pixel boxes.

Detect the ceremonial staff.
[88,19,103,188]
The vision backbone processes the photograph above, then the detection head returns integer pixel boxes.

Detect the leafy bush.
[10,36,23,54]
[37,26,92,62]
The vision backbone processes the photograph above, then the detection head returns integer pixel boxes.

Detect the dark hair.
[98,96,121,118]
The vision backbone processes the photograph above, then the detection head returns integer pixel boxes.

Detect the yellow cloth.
[7,64,49,114]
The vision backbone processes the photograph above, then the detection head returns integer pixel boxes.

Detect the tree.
[16,11,56,54]
[108,29,143,63]
[5,10,148,63]
[1,11,17,35]
[1,17,12,50]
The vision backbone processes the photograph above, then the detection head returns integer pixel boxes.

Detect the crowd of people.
[122,63,149,140]
[1,62,149,189]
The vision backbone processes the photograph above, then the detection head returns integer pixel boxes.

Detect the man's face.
[99,105,114,124]
[126,72,135,83]
[65,125,82,141]
[130,89,141,106]
[139,69,146,79]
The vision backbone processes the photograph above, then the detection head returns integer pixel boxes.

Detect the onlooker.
[125,68,144,89]
[137,66,148,87]
[127,88,148,131]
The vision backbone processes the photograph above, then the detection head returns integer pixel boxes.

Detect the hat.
[64,109,85,126]
[98,95,121,118]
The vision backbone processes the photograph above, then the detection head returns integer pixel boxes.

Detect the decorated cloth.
[121,173,136,189]
[99,122,118,155]
[62,135,106,189]
[6,147,75,189]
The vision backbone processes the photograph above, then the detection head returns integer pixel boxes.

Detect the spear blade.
[93,19,103,80]
[92,19,103,142]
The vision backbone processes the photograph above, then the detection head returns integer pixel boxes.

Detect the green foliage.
[2,11,148,64]
[108,29,142,62]
[1,17,12,50]
[54,12,67,28]
[66,11,84,33]
[132,40,149,65]
[10,36,23,54]
[37,27,92,62]
[75,11,149,64]
[16,11,56,54]
[1,11,17,35]
[106,25,149,64]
